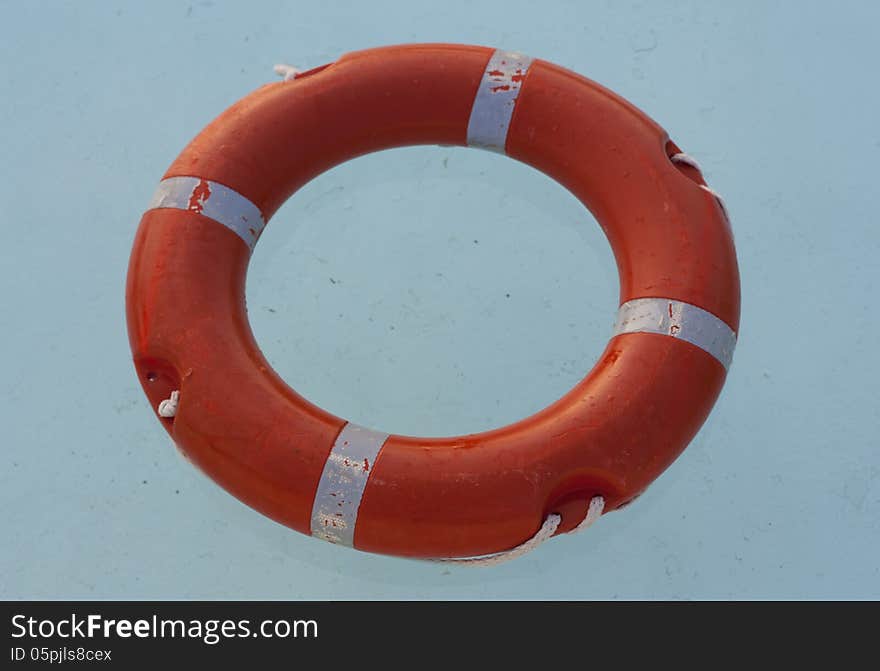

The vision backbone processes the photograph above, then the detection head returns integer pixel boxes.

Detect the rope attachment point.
[434,495,605,567]
[670,152,730,222]
[273,64,303,81]
[158,390,180,418]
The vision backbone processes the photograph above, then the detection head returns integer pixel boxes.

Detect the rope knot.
[158,390,180,418]
[273,64,303,81]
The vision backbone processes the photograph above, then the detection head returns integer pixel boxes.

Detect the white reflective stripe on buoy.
[147,176,266,250]
[467,49,533,152]
[310,423,390,547]
[613,298,737,370]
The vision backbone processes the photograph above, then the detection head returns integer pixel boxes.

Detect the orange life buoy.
[126,43,740,559]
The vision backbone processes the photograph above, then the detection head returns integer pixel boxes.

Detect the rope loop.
[433,496,605,567]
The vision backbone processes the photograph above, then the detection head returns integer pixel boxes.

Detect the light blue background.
[2,1,877,599]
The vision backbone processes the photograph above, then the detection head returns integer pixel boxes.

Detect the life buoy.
[126,43,740,560]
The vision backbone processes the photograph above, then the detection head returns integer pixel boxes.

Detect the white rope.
[273,64,303,81]
[433,495,605,567]
[670,152,730,221]
[158,390,180,418]
[669,151,701,170]
[699,184,730,221]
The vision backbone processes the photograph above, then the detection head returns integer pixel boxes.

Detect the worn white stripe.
[310,423,390,547]
[147,176,266,250]
[467,49,533,152]
[613,298,737,370]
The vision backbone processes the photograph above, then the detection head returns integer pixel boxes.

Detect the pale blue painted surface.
[1,1,877,598]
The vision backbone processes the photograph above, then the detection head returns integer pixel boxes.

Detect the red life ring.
[126,43,740,559]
